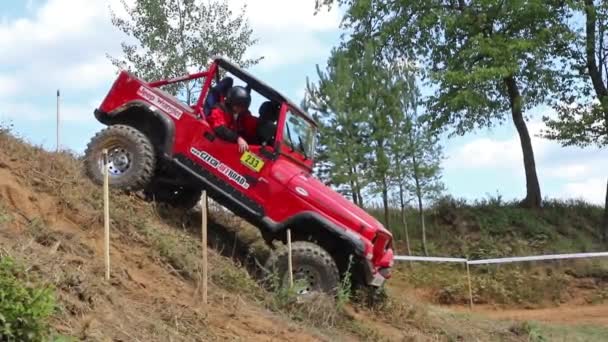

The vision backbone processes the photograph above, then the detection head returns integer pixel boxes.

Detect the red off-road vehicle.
[84,56,394,295]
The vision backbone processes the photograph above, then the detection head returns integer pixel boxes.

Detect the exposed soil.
[1,129,607,341]
[0,147,334,341]
[462,303,608,326]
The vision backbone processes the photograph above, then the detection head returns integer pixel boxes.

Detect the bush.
[0,257,56,341]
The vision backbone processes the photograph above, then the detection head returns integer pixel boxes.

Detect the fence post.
[201,191,208,304]
[103,149,110,280]
[466,261,473,309]
[287,228,293,288]
[56,89,60,152]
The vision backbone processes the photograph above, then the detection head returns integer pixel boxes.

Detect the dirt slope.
[3,128,605,341]
[465,303,608,326]
[0,132,342,341]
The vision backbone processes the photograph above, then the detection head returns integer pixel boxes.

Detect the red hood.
[287,172,391,240]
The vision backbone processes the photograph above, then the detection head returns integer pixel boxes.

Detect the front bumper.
[369,271,387,287]
[361,255,393,287]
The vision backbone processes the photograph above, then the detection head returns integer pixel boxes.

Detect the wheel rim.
[98,144,133,177]
[289,265,322,295]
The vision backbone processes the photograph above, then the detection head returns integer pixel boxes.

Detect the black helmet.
[225,86,251,108]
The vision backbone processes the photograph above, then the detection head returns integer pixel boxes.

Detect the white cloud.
[443,108,608,204]
[544,164,589,180]
[230,0,340,32]
[230,0,341,69]
[56,57,118,91]
[0,0,128,117]
[561,178,606,205]
[0,99,95,123]
[0,0,339,122]
[0,75,20,97]
[444,120,551,170]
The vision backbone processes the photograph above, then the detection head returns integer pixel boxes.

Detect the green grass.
[367,195,605,258]
[511,321,608,342]
[0,256,57,341]
[392,261,608,307]
[0,202,12,225]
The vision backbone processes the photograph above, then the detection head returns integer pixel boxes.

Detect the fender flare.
[94,100,176,156]
[261,211,366,257]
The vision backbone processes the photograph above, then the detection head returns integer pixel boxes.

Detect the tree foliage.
[305,46,373,206]
[306,40,444,240]
[317,0,576,208]
[108,0,261,103]
[542,0,608,148]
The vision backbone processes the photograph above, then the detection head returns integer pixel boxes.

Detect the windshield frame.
[275,104,317,170]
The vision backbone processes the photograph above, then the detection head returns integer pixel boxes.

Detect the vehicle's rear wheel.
[84,124,155,191]
[143,181,202,209]
[264,241,339,297]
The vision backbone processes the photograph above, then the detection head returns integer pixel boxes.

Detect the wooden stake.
[56,90,60,152]
[103,149,110,281]
[466,261,473,309]
[287,228,293,287]
[201,191,208,304]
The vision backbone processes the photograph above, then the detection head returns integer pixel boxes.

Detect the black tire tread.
[265,241,339,294]
[84,124,156,191]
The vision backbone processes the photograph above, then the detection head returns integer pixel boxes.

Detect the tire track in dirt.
[453,303,608,326]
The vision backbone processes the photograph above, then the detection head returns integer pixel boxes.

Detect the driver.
[207,85,258,152]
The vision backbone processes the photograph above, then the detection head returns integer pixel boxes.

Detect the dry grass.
[2,126,576,341]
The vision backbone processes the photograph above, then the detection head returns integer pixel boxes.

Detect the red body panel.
[95,64,394,284]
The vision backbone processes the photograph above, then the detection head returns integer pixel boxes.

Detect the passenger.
[203,76,233,116]
[207,86,258,152]
[256,101,280,146]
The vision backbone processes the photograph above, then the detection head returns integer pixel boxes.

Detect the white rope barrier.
[467,251,608,265]
[394,251,608,265]
[394,255,467,263]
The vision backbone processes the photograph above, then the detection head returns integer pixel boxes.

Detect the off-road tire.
[143,182,202,209]
[264,241,339,296]
[84,124,155,191]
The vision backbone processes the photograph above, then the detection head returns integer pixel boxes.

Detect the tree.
[317,0,575,209]
[108,0,261,104]
[407,110,445,256]
[541,0,608,241]
[305,48,371,206]
[386,60,418,256]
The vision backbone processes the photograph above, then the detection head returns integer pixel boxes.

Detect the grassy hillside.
[368,196,605,258]
[1,125,607,341]
[366,197,608,311]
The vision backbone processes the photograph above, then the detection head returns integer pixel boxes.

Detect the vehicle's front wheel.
[265,241,340,297]
[84,124,156,191]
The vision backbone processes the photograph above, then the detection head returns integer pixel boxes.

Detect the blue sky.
[0,0,606,205]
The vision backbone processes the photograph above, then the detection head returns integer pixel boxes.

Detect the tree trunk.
[584,0,608,135]
[412,154,428,256]
[603,179,608,243]
[504,76,542,209]
[419,203,428,256]
[356,188,364,207]
[399,181,412,256]
[350,179,359,206]
[584,0,608,100]
[381,176,390,230]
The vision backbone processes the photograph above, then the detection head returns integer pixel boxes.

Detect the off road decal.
[190,147,250,189]
[137,86,183,120]
[240,151,264,172]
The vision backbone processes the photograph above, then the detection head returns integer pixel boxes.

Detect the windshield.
[283,109,316,159]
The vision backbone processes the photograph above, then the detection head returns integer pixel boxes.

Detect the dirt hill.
[1,126,607,341]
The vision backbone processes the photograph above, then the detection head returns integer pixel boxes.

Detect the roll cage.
[147,56,317,170]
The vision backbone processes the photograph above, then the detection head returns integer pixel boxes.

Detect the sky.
[0,0,606,206]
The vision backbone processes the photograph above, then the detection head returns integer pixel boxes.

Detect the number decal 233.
[240,151,265,172]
